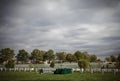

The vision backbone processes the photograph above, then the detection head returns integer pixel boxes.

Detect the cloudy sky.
[0,0,120,59]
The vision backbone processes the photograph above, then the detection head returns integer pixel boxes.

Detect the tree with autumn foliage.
[16,49,29,64]
[56,52,66,62]
[0,48,15,64]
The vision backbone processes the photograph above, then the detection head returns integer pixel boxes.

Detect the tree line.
[0,48,98,64]
[0,48,120,63]
[0,48,120,70]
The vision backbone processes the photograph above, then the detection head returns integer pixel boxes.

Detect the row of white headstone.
[72,68,119,75]
[100,69,118,75]
[0,68,35,72]
[72,68,119,72]
[0,67,119,75]
[0,67,56,73]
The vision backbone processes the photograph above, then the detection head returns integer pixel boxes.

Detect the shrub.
[50,61,55,68]
[5,60,15,68]
[78,59,90,71]
[115,62,120,69]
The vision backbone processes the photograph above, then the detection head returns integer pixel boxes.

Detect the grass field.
[0,71,120,81]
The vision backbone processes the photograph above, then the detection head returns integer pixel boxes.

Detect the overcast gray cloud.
[0,0,120,59]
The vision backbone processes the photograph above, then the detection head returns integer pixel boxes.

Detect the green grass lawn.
[0,71,120,81]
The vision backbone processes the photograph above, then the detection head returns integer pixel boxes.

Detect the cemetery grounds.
[0,63,120,81]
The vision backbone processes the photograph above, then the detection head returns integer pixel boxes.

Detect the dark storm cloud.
[0,0,20,25]
[67,0,120,9]
[0,0,120,59]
